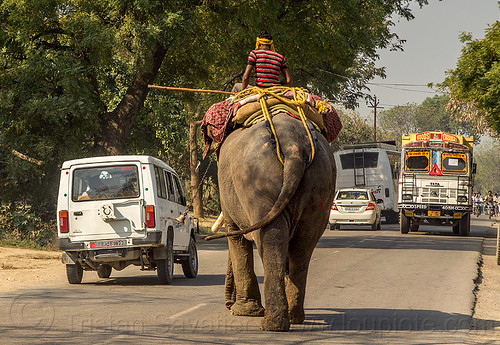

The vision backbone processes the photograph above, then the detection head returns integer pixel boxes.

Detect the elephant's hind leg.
[286,224,323,324]
[227,228,264,317]
[259,219,290,331]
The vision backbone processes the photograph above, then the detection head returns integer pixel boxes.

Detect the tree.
[473,140,500,194]
[0,0,431,223]
[378,103,420,145]
[330,109,373,152]
[378,95,481,148]
[443,21,500,135]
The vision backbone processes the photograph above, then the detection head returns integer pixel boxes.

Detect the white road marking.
[168,303,207,319]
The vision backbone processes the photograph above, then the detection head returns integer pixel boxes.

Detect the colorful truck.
[398,131,475,236]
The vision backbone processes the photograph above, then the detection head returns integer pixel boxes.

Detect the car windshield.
[336,191,369,200]
[72,165,140,201]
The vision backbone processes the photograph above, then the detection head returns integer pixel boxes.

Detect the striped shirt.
[248,49,288,88]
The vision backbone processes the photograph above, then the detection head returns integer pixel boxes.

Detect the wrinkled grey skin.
[216,113,336,331]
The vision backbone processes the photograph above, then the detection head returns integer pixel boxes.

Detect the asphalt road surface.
[1,218,498,344]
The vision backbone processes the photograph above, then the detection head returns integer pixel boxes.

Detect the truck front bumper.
[398,203,471,220]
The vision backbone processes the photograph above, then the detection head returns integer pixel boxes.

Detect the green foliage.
[443,21,500,135]
[127,93,191,179]
[330,108,373,151]
[0,204,56,248]
[473,139,500,194]
[378,95,481,148]
[0,0,431,246]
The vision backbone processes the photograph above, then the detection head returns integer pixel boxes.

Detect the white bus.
[333,142,400,223]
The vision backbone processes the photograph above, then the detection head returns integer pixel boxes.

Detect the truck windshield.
[442,152,467,174]
[405,151,430,172]
[72,165,140,201]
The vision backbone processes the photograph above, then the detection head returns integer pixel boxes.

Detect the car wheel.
[376,217,381,230]
[157,238,174,285]
[181,237,198,278]
[97,264,112,278]
[66,262,83,284]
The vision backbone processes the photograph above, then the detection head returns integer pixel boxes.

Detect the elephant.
[205,111,336,331]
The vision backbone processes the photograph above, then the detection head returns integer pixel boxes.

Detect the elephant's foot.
[225,299,235,310]
[288,309,305,324]
[230,300,264,317]
[261,314,290,332]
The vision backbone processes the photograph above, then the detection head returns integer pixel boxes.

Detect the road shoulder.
[469,219,500,340]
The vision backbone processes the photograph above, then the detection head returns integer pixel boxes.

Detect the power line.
[368,82,430,87]
[368,83,441,94]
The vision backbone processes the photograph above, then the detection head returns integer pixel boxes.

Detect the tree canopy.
[377,94,481,147]
[0,0,431,240]
[443,20,500,135]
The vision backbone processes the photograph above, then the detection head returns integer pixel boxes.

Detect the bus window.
[405,151,430,172]
[339,152,379,169]
[442,152,467,174]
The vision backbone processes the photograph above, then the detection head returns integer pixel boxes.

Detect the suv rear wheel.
[66,262,83,284]
[157,238,174,284]
[182,237,198,278]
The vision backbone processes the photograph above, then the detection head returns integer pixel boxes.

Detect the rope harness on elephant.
[231,86,317,167]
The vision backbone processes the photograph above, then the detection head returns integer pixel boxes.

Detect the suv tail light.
[331,202,338,211]
[366,202,375,211]
[59,210,69,233]
[145,205,155,228]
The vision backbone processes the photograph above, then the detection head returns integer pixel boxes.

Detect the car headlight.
[402,194,412,200]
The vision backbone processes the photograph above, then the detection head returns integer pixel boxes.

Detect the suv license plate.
[90,239,127,248]
[428,211,441,217]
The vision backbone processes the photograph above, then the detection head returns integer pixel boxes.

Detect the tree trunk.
[190,120,203,218]
[93,43,167,155]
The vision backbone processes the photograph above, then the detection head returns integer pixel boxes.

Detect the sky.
[357,0,500,119]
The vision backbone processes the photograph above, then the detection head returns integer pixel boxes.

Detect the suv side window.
[165,171,176,202]
[173,175,186,206]
[154,166,167,199]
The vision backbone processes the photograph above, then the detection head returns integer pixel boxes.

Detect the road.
[1,218,499,344]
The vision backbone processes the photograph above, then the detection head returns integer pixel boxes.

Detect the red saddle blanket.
[201,95,342,158]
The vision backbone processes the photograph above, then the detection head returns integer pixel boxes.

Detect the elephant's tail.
[204,155,305,241]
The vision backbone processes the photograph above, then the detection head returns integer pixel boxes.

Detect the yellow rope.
[232,87,316,166]
[242,104,321,132]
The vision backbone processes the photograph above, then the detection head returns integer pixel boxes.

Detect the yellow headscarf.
[255,37,275,51]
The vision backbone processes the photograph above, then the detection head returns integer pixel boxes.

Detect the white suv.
[57,155,198,284]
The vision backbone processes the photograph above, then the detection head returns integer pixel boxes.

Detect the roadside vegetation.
[0,0,498,248]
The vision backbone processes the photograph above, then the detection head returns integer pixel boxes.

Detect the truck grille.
[420,188,457,204]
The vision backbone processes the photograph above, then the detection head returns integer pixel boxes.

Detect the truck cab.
[398,132,474,236]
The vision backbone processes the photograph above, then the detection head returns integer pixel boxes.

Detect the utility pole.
[367,95,384,142]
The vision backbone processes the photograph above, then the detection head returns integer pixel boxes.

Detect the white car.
[329,188,382,230]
